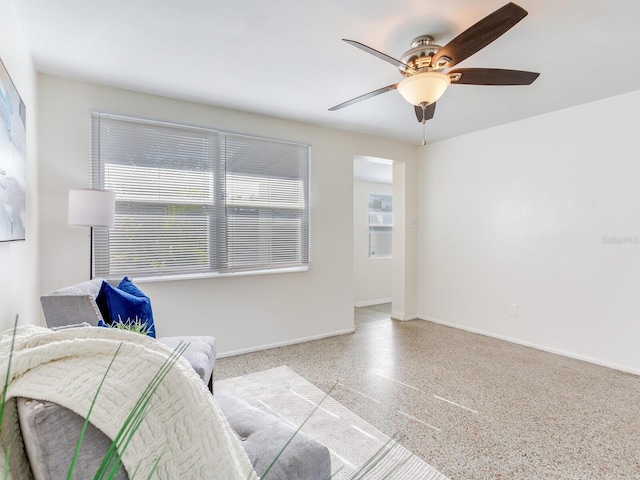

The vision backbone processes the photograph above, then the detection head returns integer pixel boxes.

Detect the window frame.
[90,112,310,281]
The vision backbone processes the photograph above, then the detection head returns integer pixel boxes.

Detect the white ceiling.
[13,0,640,145]
[354,156,393,184]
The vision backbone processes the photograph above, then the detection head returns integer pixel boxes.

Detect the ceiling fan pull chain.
[421,104,427,146]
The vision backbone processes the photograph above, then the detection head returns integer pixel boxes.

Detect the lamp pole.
[67,189,115,280]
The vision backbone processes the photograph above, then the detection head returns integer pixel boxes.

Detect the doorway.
[353,156,393,311]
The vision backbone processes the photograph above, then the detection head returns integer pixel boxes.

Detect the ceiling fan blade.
[414,103,436,123]
[343,39,416,72]
[329,84,398,111]
[450,68,539,85]
[432,2,528,69]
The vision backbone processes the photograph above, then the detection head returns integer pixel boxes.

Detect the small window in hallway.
[368,193,392,258]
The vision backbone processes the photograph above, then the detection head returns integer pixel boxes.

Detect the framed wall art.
[0,57,26,242]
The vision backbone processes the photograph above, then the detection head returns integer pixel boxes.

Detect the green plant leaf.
[67,342,123,479]
[146,453,164,479]
[93,341,189,479]
[0,315,19,435]
[259,383,337,480]
[349,432,403,480]
[110,317,151,336]
[3,445,10,480]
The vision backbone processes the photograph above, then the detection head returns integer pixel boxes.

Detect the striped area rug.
[215,366,449,480]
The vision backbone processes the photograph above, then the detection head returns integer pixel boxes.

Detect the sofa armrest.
[216,393,331,480]
[17,397,128,480]
[159,336,216,392]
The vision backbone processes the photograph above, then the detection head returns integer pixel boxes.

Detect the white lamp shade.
[68,189,115,227]
[397,71,451,106]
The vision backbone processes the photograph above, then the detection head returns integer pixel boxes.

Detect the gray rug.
[215,366,449,480]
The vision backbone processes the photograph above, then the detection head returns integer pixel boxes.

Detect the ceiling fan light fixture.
[397,71,451,106]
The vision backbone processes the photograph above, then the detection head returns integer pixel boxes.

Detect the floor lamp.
[68,189,115,279]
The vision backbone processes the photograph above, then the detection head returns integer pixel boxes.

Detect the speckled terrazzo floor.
[215,305,640,480]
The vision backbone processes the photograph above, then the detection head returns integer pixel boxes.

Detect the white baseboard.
[354,298,392,308]
[390,311,418,321]
[419,316,640,376]
[217,328,356,359]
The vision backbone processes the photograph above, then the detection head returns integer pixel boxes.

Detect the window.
[368,193,392,258]
[90,112,309,279]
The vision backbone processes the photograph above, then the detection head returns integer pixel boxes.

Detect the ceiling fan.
[329,2,540,140]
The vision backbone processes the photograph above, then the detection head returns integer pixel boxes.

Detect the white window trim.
[90,111,310,279]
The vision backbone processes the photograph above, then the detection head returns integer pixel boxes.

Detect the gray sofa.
[40,278,217,391]
[22,278,331,480]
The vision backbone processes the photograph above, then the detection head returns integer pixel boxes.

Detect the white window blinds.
[91,112,310,279]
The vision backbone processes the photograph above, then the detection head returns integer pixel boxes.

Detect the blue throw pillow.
[118,276,147,299]
[95,279,156,338]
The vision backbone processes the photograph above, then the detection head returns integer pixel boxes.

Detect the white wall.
[353,180,392,306]
[418,90,640,374]
[37,74,419,355]
[0,0,39,331]
[391,159,419,321]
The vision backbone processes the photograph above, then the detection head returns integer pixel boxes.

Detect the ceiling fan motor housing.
[399,35,444,76]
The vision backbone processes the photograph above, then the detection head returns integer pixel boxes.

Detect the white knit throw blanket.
[0,325,257,479]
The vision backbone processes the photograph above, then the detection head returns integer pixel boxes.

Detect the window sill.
[111,266,309,284]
